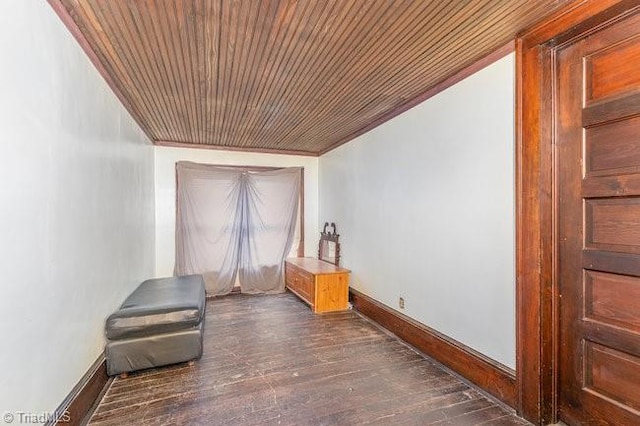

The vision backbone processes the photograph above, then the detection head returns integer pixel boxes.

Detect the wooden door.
[556,9,640,425]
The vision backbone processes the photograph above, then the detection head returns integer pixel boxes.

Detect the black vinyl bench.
[105,275,206,376]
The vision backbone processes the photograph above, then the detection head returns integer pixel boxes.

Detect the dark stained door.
[556,9,640,426]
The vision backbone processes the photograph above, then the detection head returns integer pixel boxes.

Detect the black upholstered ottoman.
[105,275,206,376]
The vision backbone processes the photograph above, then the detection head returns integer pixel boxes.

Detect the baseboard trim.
[47,354,110,426]
[349,288,517,407]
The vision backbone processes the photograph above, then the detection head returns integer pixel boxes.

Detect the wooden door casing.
[556,10,640,425]
[516,1,640,424]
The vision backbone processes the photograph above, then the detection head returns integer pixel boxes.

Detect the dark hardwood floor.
[89,292,529,425]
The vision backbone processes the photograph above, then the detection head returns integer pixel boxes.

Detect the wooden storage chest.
[285,257,350,313]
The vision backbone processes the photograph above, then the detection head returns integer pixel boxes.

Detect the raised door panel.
[585,115,640,176]
[585,270,640,332]
[585,342,640,412]
[586,36,640,103]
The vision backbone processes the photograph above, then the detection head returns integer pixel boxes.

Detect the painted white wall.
[0,1,155,416]
[154,147,319,278]
[319,54,516,369]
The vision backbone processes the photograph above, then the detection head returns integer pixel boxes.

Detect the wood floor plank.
[89,292,528,425]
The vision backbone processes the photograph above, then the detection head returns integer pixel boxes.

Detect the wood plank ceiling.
[54,0,569,156]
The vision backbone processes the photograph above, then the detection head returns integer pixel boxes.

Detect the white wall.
[154,147,319,277]
[0,1,155,416]
[320,54,516,369]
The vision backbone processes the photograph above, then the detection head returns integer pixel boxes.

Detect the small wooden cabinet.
[285,257,350,313]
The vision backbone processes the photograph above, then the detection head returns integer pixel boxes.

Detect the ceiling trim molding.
[155,140,318,157]
[47,0,154,144]
[319,40,516,156]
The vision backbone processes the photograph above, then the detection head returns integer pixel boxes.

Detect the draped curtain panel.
[175,162,301,295]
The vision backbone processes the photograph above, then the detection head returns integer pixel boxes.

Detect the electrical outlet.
[399,297,405,309]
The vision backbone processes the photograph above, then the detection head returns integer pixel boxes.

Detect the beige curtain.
[175,162,301,295]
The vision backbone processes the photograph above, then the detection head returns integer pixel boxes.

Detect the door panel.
[586,342,640,412]
[585,198,640,252]
[585,115,640,176]
[586,35,640,103]
[585,270,640,332]
[557,10,640,426]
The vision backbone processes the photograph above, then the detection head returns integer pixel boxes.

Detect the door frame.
[515,0,640,423]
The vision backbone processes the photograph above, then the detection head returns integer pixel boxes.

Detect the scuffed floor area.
[89,292,529,425]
